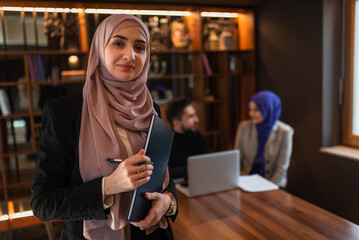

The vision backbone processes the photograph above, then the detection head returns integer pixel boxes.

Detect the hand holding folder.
[127,114,174,222]
[104,149,154,194]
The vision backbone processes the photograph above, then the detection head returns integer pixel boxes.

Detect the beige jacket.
[234,120,294,187]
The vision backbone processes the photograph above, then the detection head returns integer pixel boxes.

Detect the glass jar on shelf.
[219,26,234,50]
[171,19,190,49]
[149,17,161,51]
[159,18,170,49]
[208,30,219,50]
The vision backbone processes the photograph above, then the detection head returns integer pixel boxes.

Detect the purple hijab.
[249,91,282,176]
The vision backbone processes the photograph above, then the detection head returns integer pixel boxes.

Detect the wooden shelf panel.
[6,169,35,188]
[0,220,10,232]
[204,72,242,78]
[204,49,240,53]
[228,49,255,54]
[7,191,32,202]
[11,216,43,230]
[148,73,195,80]
[203,49,255,54]
[0,110,42,120]
[2,143,38,157]
[0,50,87,56]
[0,216,42,231]
[3,170,35,203]
[228,72,241,76]
[193,99,224,103]
[204,73,221,78]
[204,130,222,136]
[151,49,200,55]
[31,79,86,86]
[203,99,225,103]
[0,217,60,233]
[0,82,26,87]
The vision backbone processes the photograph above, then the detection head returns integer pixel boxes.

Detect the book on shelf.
[27,55,36,82]
[51,67,61,82]
[36,55,46,81]
[0,89,11,116]
[201,53,213,75]
[61,69,86,82]
[127,114,174,222]
[32,55,40,82]
[27,55,46,82]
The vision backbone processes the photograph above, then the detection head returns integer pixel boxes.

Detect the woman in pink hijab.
[31,14,177,240]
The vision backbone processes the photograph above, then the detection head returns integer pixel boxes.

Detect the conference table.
[171,188,359,240]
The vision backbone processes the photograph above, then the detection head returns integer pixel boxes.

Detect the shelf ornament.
[171,19,191,49]
[44,12,65,50]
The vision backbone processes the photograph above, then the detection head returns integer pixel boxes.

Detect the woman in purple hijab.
[234,91,294,187]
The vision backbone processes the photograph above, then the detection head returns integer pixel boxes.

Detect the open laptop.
[176,149,240,198]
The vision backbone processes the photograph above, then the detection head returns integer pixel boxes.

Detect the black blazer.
[31,91,177,240]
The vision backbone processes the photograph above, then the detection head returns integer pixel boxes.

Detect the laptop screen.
[176,149,240,197]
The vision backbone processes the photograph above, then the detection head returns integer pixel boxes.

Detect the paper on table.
[238,174,279,192]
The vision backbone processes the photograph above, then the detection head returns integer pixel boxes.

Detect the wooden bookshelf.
[0,2,257,239]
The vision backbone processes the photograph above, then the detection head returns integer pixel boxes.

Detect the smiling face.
[249,101,264,124]
[104,27,147,81]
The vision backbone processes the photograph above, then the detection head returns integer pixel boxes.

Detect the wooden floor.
[171,189,359,240]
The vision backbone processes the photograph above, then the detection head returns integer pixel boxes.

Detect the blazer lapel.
[265,121,279,152]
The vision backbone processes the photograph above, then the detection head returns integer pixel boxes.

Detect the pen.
[106,158,123,164]
[106,158,154,165]
[138,161,154,165]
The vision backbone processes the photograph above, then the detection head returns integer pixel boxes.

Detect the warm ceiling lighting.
[85,8,191,16]
[11,210,34,219]
[1,6,22,11]
[1,6,236,18]
[0,215,9,221]
[201,12,239,18]
[0,7,83,13]
[0,210,34,221]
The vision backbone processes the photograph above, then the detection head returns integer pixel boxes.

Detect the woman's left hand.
[130,192,171,230]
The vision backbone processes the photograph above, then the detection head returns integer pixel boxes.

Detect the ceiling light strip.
[0,7,83,13]
[11,210,34,219]
[85,8,191,16]
[201,12,239,18]
[0,210,34,222]
[0,215,9,221]
[0,7,238,18]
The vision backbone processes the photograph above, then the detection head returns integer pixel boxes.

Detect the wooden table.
[171,189,359,240]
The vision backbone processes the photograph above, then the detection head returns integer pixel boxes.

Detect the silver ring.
[137,165,141,174]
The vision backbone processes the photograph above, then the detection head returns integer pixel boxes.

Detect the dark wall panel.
[256,0,359,224]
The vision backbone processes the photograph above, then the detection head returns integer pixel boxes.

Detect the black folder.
[127,114,174,222]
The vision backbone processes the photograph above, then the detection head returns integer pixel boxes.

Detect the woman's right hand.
[104,149,153,195]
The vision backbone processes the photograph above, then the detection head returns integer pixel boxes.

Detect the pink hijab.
[79,14,167,239]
